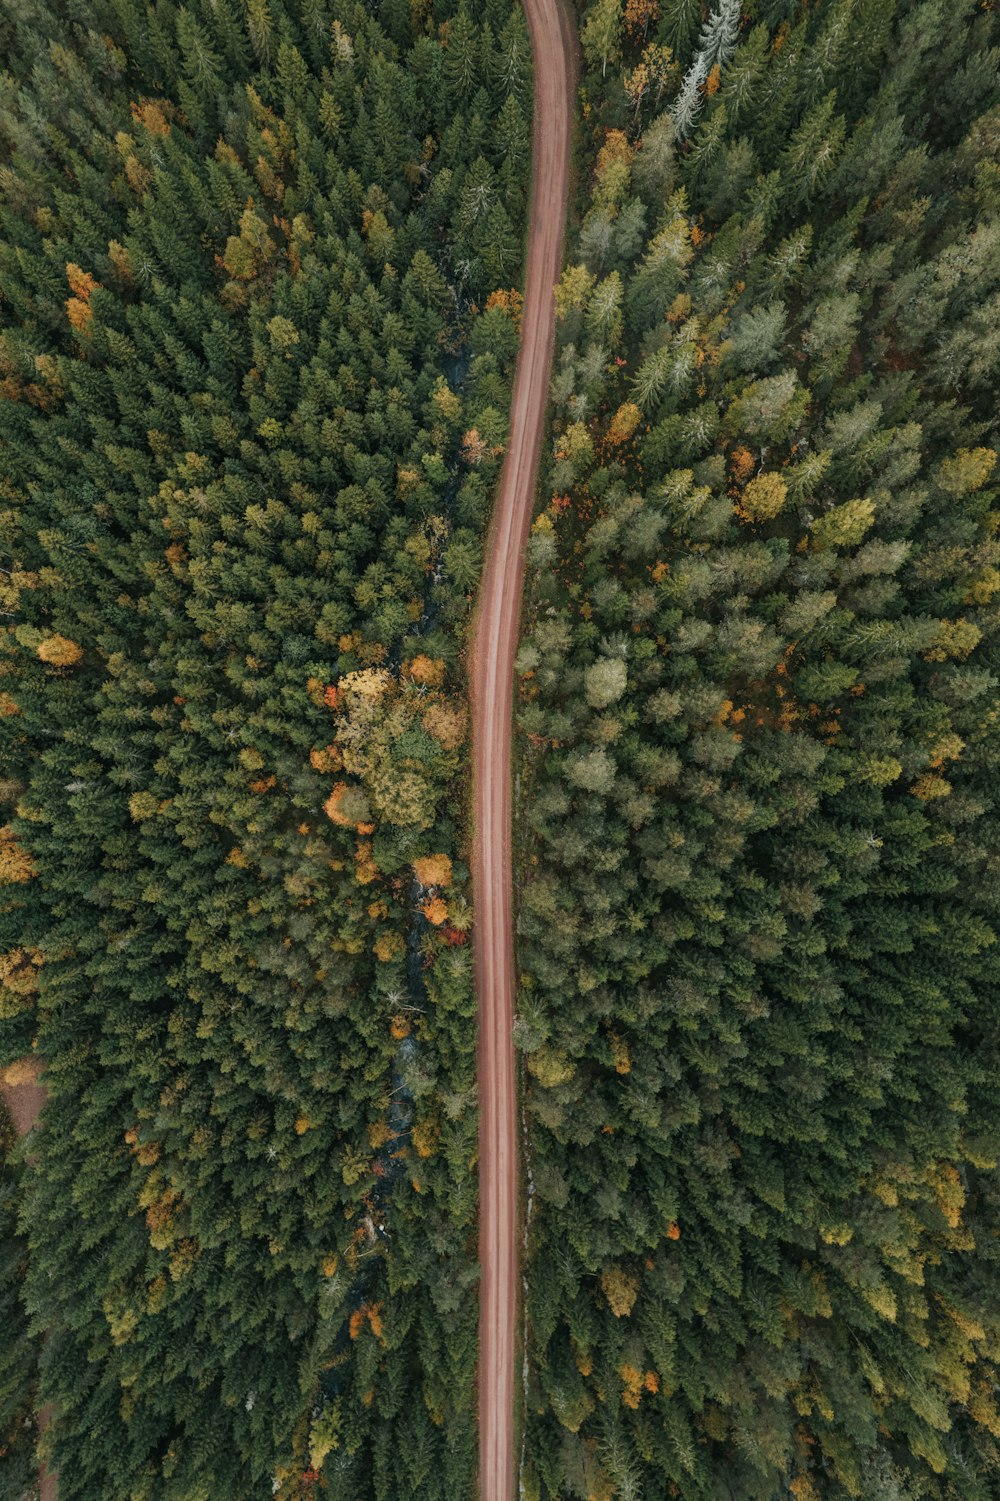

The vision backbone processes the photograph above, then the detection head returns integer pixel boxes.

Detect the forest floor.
[1,1058,45,1139]
[1,1058,56,1501]
[470,1,575,1497]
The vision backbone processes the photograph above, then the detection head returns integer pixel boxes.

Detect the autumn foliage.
[605,401,642,446]
[65,262,99,330]
[734,470,788,523]
[2,1058,42,1090]
[600,1266,638,1318]
[0,828,35,885]
[485,286,523,330]
[0,947,43,1021]
[412,854,453,888]
[36,633,84,667]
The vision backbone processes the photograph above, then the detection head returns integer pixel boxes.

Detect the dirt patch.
[1,1056,46,1138]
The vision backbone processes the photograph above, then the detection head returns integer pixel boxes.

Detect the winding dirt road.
[471,2,574,1497]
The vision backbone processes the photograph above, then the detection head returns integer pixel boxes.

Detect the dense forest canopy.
[0,1,530,1496]
[517,2,1000,1500]
[3,0,1000,1499]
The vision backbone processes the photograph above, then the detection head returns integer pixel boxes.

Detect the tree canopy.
[518,3,1000,1498]
[0,0,529,1495]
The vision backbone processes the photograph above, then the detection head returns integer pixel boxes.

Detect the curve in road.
[471,3,575,1498]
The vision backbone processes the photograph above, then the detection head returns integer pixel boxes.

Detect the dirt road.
[1,1058,56,1501]
[471,2,574,1497]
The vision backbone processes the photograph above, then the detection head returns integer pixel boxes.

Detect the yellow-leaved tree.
[322,664,467,831]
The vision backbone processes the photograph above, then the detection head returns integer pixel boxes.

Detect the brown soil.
[1,1056,46,1139]
[470,2,575,1497]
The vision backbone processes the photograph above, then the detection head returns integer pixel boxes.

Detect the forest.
[517,2,1000,1499]
[2,1,1000,1499]
[0,0,530,1496]
[1,1095,37,1496]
